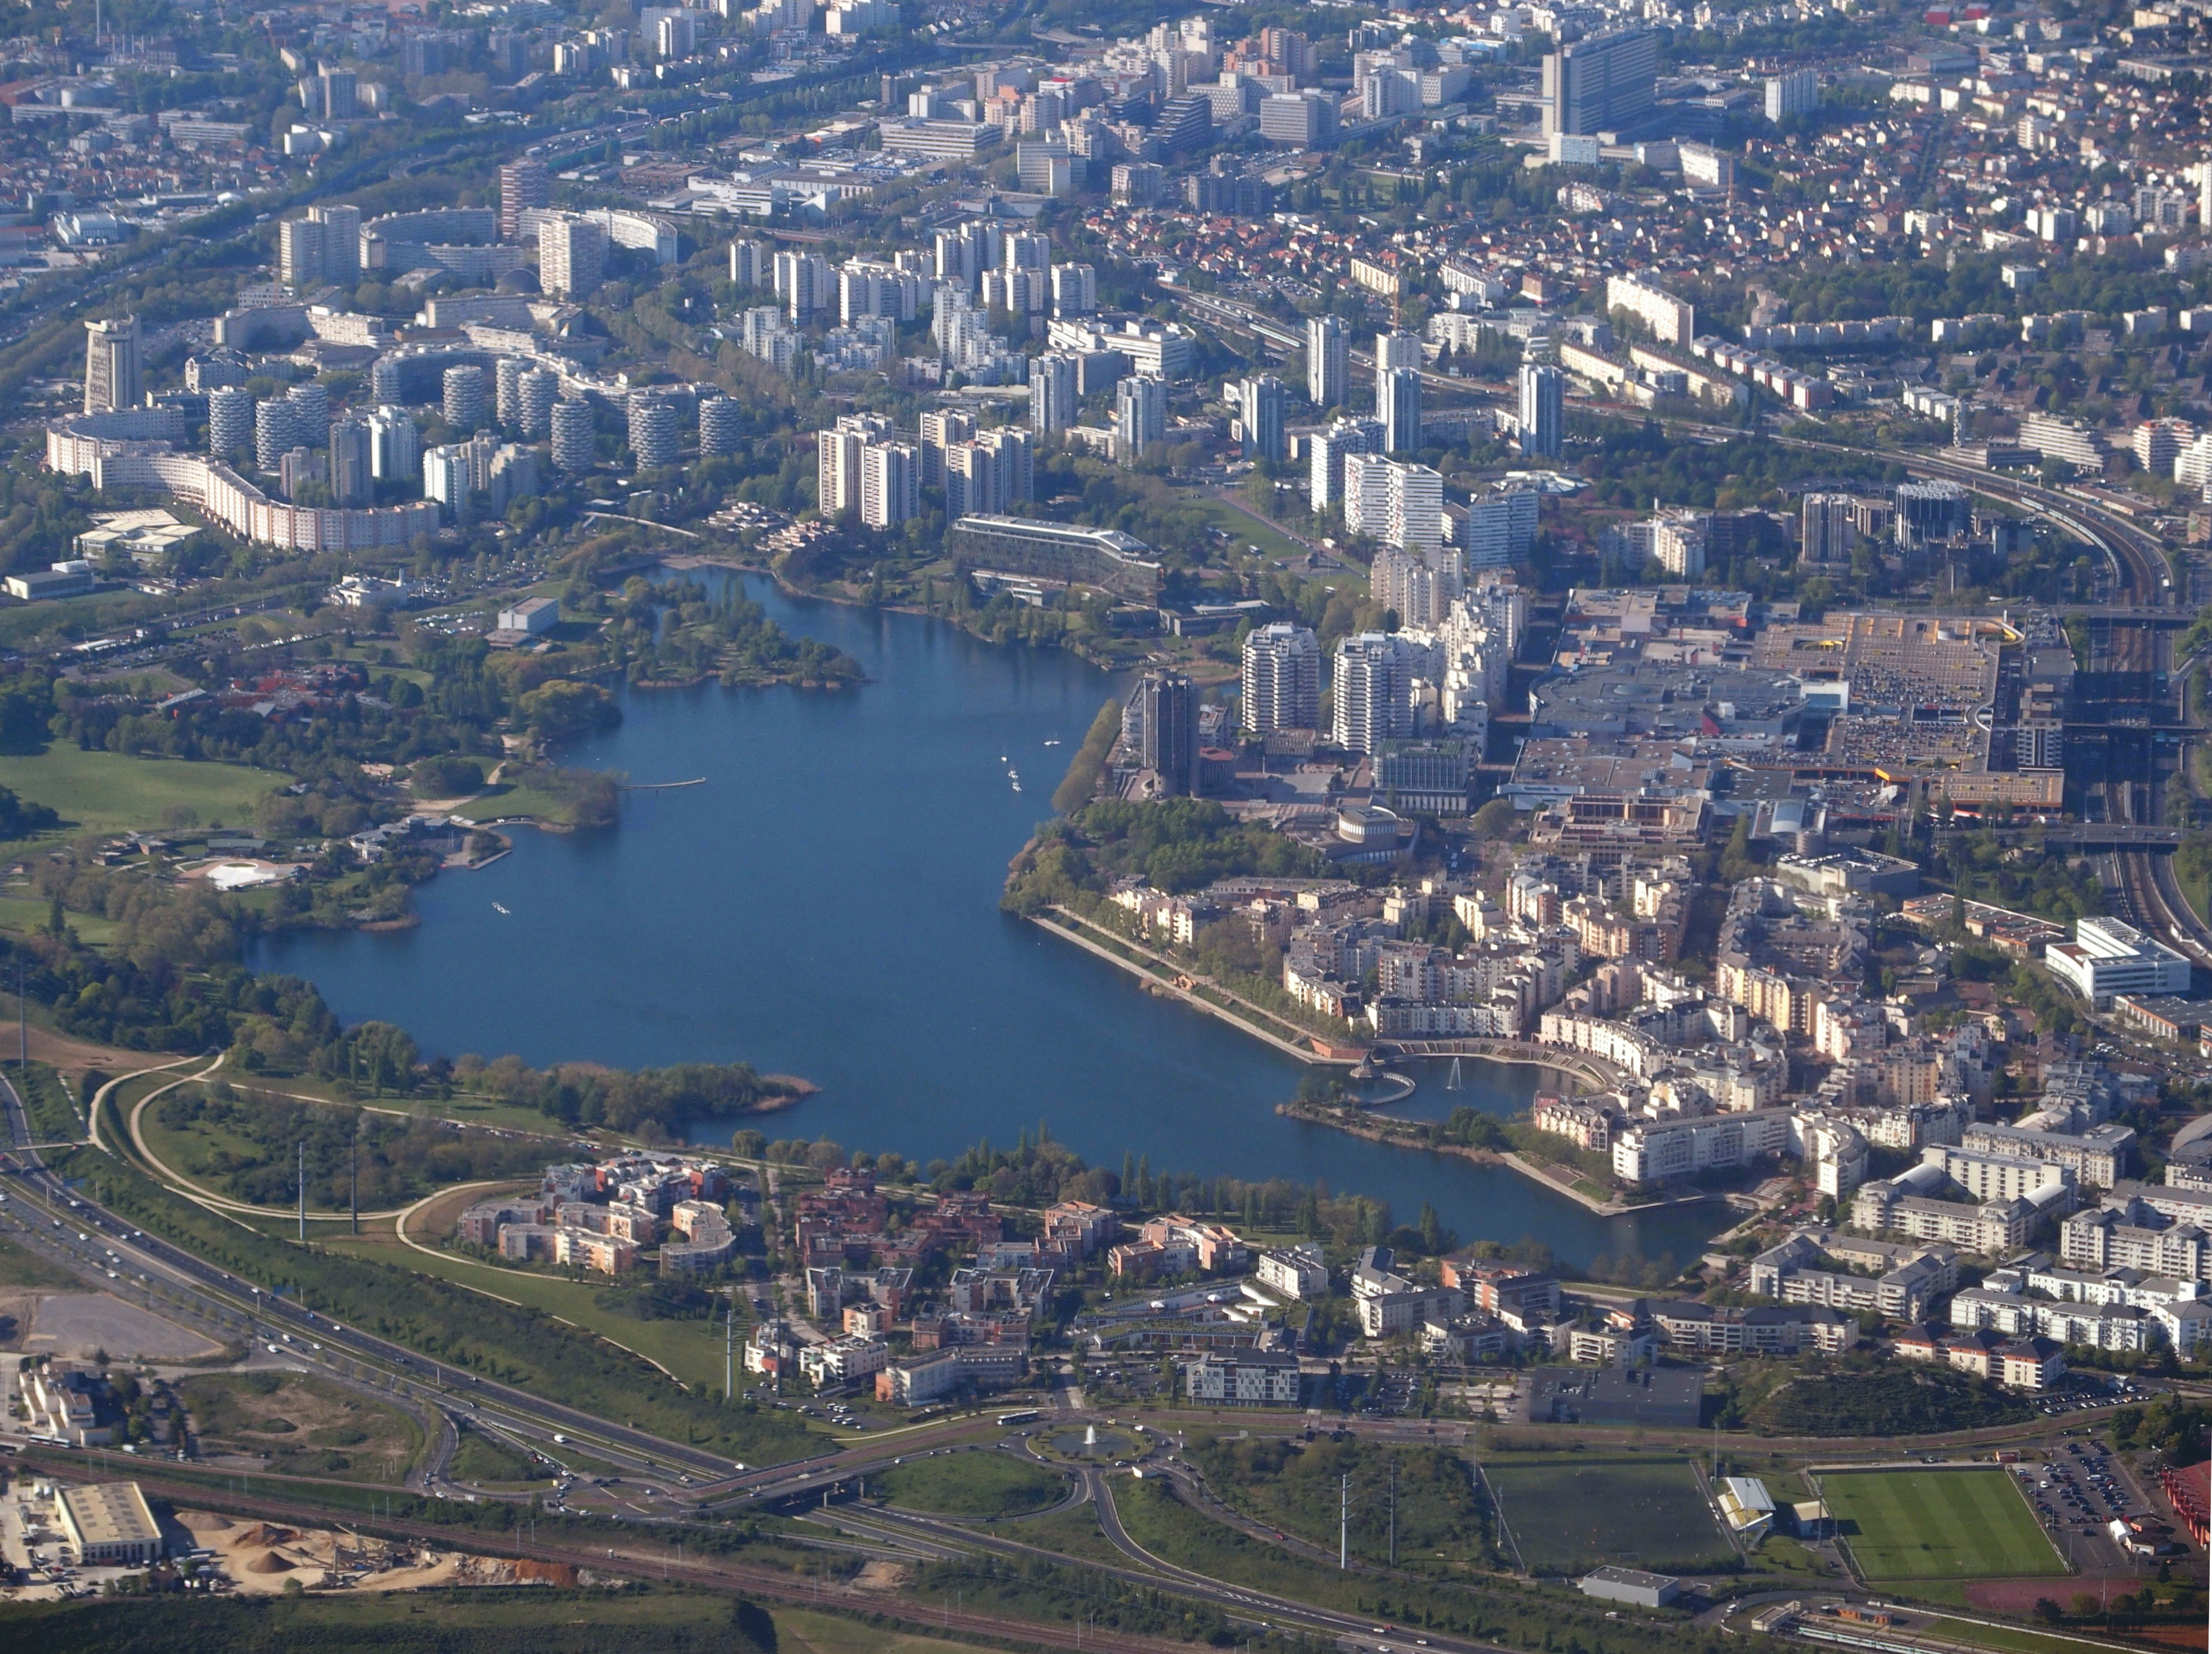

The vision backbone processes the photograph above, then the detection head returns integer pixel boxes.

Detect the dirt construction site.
[177,1510,580,1594]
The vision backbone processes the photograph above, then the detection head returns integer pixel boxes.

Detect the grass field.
[1183,492,1314,565]
[1485,1456,1735,1574]
[447,1423,553,1486]
[319,1225,740,1394]
[451,781,583,826]
[1925,1620,2099,1654]
[0,747,281,840]
[0,1233,86,1289]
[875,1451,1068,1517]
[1,1582,783,1654]
[1821,1470,2066,1582]
[0,895,120,943]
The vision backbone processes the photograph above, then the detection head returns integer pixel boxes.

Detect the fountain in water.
[1083,1424,1097,1455]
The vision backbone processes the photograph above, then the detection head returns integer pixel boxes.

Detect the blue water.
[253,576,1723,1270]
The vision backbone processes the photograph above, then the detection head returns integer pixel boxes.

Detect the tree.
[1470,798,1517,839]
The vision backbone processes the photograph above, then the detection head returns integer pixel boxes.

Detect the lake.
[253,575,1726,1271]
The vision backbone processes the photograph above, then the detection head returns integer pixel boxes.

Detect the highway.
[0,1062,787,1496]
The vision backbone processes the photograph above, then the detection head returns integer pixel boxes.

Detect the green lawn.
[1485,1456,1736,1575]
[448,1423,553,1485]
[0,747,280,839]
[776,1606,1024,1654]
[1184,492,1317,566]
[0,1582,775,1654]
[0,895,120,944]
[1924,1620,2101,1654]
[0,1233,87,1289]
[319,1226,744,1395]
[1821,1469,2066,1581]
[450,781,578,826]
[875,1451,1068,1517]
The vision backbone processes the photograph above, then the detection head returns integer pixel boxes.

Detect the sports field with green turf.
[1821,1469,2066,1581]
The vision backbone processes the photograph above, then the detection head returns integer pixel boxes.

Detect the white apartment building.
[2045,918,2191,1005]
[1606,275,1695,346]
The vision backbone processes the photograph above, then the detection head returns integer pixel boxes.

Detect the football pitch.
[1821,1469,2067,1581]
[1486,1457,1735,1575]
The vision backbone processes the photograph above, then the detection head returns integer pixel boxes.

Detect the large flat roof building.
[2046,918,2192,1006]
[947,514,1162,600]
[57,1481,163,1565]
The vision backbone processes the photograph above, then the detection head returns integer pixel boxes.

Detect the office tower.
[516,369,559,440]
[370,357,403,403]
[255,397,298,472]
[286,380,329,443]
[1464,486,1539,570]
[1542,27,1657,137]
[443,364,488,432]
[775,248,829,320]
[698,396,740,457]
[368,405,420,481]
[628,397,679,469]
[539,214,607,298]
[730,240,769,288]
[1376,330,1422,372]
[1379,366,1421,455]
[1116,374,1165,465]
[979,425,1033,503]
[1802,493,1856,564]
[1518,362,1563,459]
[328,415,373,505]
[1050,263,1096,317]
[945,440,996,518]
[1764,67,1817,122]
[861,441,919,529]
[1306,314,1347,411]
[550,399,595,471]
[1128,670,1198,795]
[278,216,323,291]
[83,316,141,415]
[495,357,526,432]
[1241,622,1321,735]
[1237,374,1285,465]
[1332,633,1415,755]
[1031,353,1078,435]
[310,202,361,287]
[207,387,252,457]
[917,408,974,486]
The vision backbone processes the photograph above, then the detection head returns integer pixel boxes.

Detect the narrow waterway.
[253,575,1726,1270]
